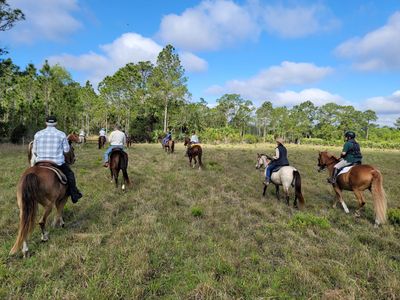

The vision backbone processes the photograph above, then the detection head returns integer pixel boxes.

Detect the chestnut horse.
[98,136,106,149]
[317,151,387,226]
[256,154,304,209]
[10,142,76,258]
[109,148,130,191]
[184,137,203,170]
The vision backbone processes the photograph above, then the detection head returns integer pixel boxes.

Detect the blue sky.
[2,0,400,126]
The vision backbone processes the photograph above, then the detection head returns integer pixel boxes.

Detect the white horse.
[255,153,305,209]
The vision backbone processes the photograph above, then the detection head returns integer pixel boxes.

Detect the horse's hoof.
[122,184,125,191]
[354,211,361,218]
[23,251,30,259]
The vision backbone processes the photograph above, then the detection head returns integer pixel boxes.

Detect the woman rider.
[264,137,289,185]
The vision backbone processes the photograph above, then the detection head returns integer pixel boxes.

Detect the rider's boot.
[328,168,339,184]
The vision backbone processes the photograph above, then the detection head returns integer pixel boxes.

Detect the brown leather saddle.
[35,161,67,185]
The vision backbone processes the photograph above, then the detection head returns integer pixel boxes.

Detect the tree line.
[1,1,399,146]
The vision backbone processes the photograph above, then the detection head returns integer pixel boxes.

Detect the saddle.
[35,161,67,185]
[337,162,361,176]
[270,164,289,174]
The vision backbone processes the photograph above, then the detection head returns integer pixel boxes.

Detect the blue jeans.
[266,162,278,180]
[104,145,124,162]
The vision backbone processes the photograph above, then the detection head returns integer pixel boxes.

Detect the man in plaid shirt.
[33,116,82,203]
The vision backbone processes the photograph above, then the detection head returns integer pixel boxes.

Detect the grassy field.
[1,142,400,299]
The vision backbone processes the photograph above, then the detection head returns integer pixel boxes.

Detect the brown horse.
[98,136,106,149]
[10,146,76,257]
[317,151,387,226]
[184,137,203,170]
[161,139,175,153]
[109,148,130,191]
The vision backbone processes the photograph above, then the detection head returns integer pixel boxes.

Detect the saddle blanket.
[338,166,354,176]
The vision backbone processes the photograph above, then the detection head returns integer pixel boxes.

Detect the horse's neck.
[261,156,269,168]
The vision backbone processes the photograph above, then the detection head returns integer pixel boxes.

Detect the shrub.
[243,134,259,144]
[289,213,331,229]
[388,208,400,226]
[10,124,28,144]
[191,206,204,217]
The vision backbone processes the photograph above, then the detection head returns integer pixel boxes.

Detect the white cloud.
[363,90,400,114]
[6,0,82,43]
[179,52,208,72]
[157,1,339,51]
[48,33,207,87]
[336,11,400,71]
[274,88,345,107]
[260,4,340,38]
[205,61,333,101]
[158,0,259,51]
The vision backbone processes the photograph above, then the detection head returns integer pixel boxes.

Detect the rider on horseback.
[264,137,289,185]
[162,130,172,146]
[99,128,106,137]
[186,130,200,156]
[33,116,83,203]
[103,124,126,167]
[328,131,363,184]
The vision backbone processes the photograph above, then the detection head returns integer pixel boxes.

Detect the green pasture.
[1,143,399,299]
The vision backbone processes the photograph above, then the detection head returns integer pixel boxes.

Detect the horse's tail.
[10,173,39,255]
[98,137,101,149]
[198,147,203,169]
[171,141,175,153]
[293,170,305,209]
[120,152,130,186]
[371,170,387,225]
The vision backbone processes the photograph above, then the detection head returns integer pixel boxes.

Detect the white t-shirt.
[190,134,199,143]
[99,129,106,136]
[109,130,126,146]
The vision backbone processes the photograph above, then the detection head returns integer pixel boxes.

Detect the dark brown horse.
[10,145,76,257]
[317,151,387,226]
[98,136,106,149]
[184,137,203,170]
[161,139,175,153]
[109,148,130,190]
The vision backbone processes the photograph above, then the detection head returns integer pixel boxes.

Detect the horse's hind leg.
[54,196,68,227]
[284,187,290,206]
[39,202,53,242]
[353,190,366,217]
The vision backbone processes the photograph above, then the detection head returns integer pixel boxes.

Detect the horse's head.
[184,137,190,146]
[255,153,271,169]
[67,133,80,144]
[64,145,76,165]
[317,151,338,172]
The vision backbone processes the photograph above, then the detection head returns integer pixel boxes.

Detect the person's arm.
[122,132,126,145]
[108,132,114,144]
[62,136,70,153]
[273,148,279,160]
[32,135,37,155]
[340,143,349,158]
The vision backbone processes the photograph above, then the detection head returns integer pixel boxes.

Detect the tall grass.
[1,142,399,299]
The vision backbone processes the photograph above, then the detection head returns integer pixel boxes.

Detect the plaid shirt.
[33,126,70,166]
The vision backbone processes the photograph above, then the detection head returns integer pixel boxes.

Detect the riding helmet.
[344,131,356,138]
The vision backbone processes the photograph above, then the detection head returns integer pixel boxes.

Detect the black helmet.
[344,131,356,138]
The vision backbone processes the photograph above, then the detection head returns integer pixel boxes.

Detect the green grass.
[1,142,400,299]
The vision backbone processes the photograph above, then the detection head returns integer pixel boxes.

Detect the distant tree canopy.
[0,0,25,55]
[1,44,399,144]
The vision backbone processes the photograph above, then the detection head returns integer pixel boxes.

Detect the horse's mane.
[321,150,339,162]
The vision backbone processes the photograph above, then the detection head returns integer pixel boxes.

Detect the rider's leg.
[264,163,276,185]
[328,159,350,184]
[58,163,82,203]
[103,146,115,164]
